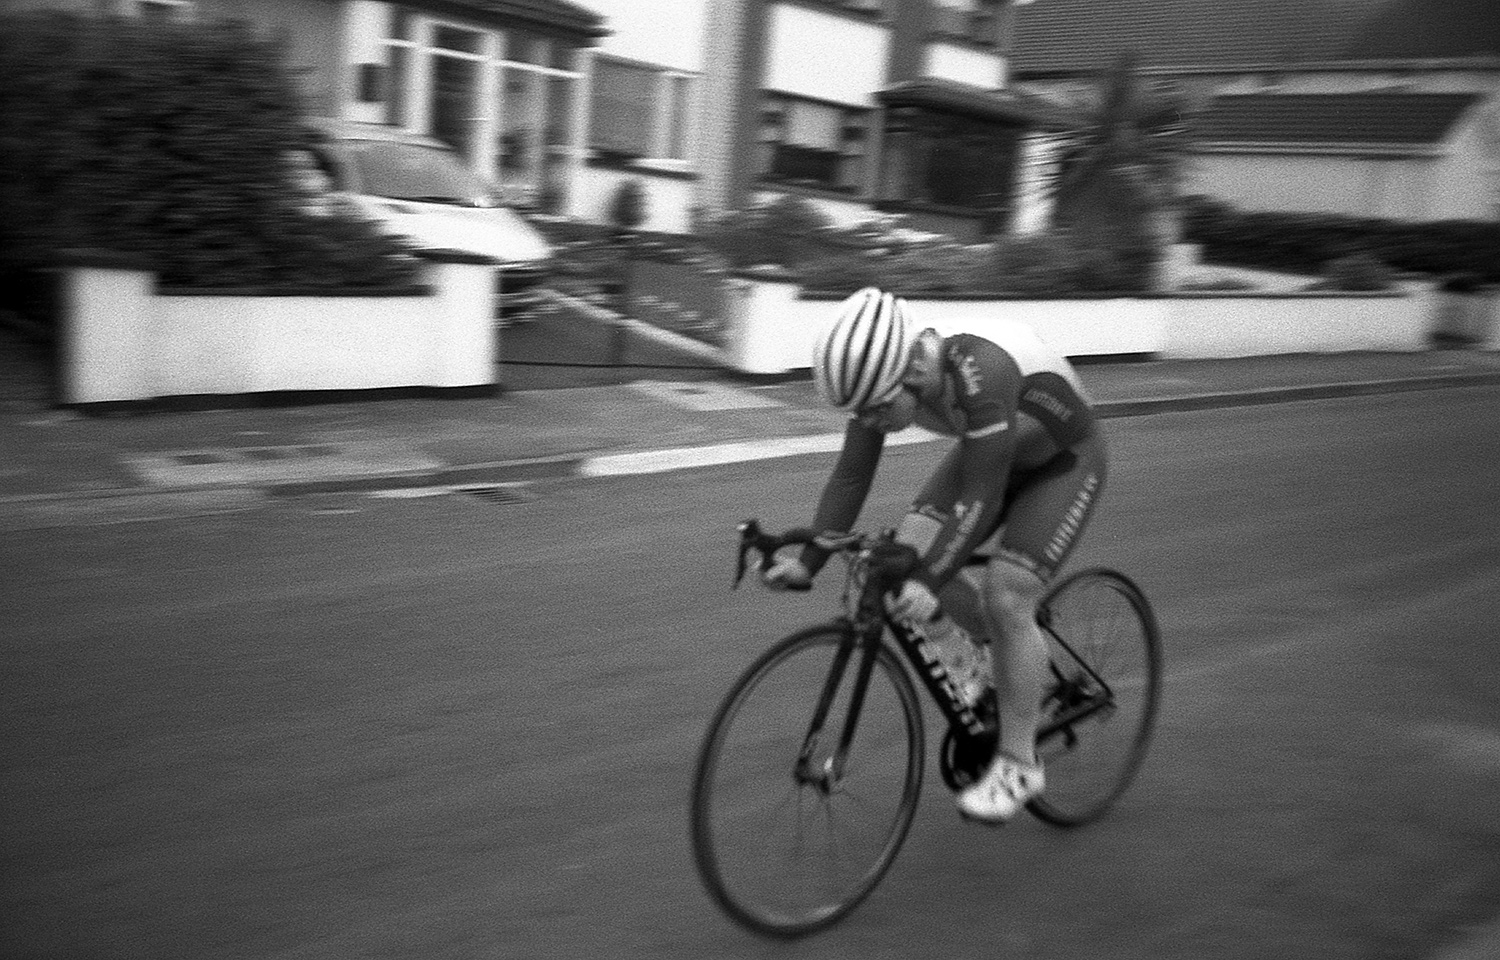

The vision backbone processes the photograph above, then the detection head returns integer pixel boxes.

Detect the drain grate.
[456,484,532,504]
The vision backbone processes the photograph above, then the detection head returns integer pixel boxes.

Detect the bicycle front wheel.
[1027,568,1162,827]
[690,623,924,938]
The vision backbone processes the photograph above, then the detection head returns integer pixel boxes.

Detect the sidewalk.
[3,321,1500,521]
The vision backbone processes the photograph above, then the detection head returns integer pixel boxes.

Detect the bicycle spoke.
[691,626,924,936]
[1028,569,1162,827]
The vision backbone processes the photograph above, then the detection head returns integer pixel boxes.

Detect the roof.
[1193,91,1486,153]
[409,0,608,39]
[876,78,1073,128]
[1011,0,1500,76]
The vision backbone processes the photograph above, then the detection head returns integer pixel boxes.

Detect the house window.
[429,26,487,165]
[929,0,1001,46]
[758,93,869,194]
[589,56,697,163]
[376,13,583,209]
[878,107,1020,213]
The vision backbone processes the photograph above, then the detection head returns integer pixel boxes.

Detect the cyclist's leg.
[980,436,1108,763]
[979,559,1050,763]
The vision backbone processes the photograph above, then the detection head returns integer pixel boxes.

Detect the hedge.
[0,11,420,314]
[694,196,1157,295]
[1182,195,1500,283]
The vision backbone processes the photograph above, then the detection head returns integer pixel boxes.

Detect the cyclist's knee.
[894,509,942,554]
[982,557,1046,634]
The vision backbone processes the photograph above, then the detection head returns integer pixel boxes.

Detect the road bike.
[689,520,1162,938]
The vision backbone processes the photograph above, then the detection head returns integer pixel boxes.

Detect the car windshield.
[344,140,488,204]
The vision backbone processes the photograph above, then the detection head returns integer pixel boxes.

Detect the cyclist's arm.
[799,418,885,575]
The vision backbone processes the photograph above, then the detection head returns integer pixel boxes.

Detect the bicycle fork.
[792,622,881,795]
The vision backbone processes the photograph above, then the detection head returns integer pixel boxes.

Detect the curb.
[264,454,593,496]
[1093,371,1500,418]
[2,372,1498,514]
[266,370,1500,489]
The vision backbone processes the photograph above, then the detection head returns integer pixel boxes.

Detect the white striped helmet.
[812,287,914,411]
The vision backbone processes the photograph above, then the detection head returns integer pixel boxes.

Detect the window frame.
[927,0,1003,47]
[587,53,698,167]
[756,91,872,196]
[376,12,585,208]
[876,104,1023,217]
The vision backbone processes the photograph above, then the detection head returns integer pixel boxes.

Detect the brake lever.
[734,519,818,592]
[733,519,762,589]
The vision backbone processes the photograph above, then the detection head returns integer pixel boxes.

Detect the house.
[14,0,1068,238]
[1192,91,1496,220]
[7,0,611,213]
[570,0,1064,237]
[1009,0,1500,220]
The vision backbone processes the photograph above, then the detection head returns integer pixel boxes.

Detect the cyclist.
[762,286,1107,824]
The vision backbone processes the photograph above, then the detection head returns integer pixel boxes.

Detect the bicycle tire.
[690,622,925,938]
[1026,568,1162,828]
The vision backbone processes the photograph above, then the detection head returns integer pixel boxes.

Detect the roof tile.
[1012,0,1500,74]
[1194,91,1485,149]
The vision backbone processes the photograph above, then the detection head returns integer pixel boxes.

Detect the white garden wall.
[60,253,497,406]
[721,274,1444,376]
[1161,290,1432,357]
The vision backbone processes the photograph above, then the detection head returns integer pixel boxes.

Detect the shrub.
[608,179,648,232]
[985,233,1087,295]
[1439,271,1487,293]
[759,194,833,239]
[1306,253,1399,292]
[1182,195,1500,282]
[1176,273,1261,292]
[798,230,1156,296]
[0,10,419,316]
[697,197,843,269]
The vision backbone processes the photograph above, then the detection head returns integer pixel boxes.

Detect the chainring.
[939,726,998,791]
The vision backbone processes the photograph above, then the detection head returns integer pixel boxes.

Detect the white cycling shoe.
[956,754,1045,825]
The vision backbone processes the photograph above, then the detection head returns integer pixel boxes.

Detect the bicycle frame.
[698,526,1163,935]
[789,550,993,792]
[1034,609,1118,748]
[734,519,1114,785]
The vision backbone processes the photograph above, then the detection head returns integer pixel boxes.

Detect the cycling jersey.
[803,324,1099,589]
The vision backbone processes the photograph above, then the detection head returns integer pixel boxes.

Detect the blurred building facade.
[6,0,1059,237]
[572,0,1062,236]
[1011,0,1500,221]
[10,0,1494,227]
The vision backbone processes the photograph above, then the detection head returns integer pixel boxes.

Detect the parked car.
[298,118,552,320]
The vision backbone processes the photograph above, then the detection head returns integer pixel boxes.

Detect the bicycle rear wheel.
[690,623,924,938]
[1027,568,1162,827]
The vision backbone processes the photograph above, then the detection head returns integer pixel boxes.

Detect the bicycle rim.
[690,624,924,938]
[1027,568,1162,827]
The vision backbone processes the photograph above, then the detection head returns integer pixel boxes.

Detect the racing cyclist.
[761,287,1107,824]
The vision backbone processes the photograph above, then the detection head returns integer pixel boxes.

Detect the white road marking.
[579,426,942,477]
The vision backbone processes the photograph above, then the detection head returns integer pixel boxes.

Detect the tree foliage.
[0,11,419,300]
[1048,54,1199,288]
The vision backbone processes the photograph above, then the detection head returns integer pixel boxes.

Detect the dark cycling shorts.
[912,432,1107,583]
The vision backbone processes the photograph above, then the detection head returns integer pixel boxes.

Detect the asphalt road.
[3,386,1500,960]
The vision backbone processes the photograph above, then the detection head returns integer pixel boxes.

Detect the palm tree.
[1048,54,1198,290]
